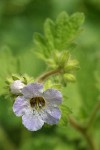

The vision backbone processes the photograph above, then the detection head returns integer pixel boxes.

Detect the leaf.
[55,11,69,49]
[34,11,85,61]
[55,11,85,49]
[34,33,49,58]
[44,19,55,51]
[59,104,72,126]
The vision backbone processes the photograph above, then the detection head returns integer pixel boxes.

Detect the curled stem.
[36,69,61,82]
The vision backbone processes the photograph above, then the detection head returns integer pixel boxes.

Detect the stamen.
[30,97,45,109]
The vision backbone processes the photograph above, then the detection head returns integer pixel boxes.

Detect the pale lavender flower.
[10,80,25,95]
[13,82,62,131]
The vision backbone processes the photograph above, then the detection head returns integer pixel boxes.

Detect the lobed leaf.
[34,11,85,60]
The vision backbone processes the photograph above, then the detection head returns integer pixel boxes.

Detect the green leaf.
[59,103,72,126]
[55,11,85,50]
[55,11,69,49]
[70,12,85,29]
[34,33,49,58]
[44,19,55,51]
[34,11,85,61]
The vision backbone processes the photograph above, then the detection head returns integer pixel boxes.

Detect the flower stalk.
[86,100,100,130]
[69,116,98,150]
[36,69,61,83]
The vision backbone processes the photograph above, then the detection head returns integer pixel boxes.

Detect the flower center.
[30,97,45,109]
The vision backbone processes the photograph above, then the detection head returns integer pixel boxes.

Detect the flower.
[13,82,62,131]
[10,80,25,95]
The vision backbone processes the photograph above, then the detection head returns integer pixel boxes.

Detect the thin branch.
[86,100,100,130]
[36,69,61,82]
[69,116,98,150]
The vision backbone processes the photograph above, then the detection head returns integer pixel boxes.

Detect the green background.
[0,0,100,150]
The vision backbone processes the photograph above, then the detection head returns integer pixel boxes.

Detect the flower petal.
[41,107,61,125]
[22,111,44,131]
[22,83,43,98]
[46,106,61,119]
[43,89,62,106]
[13,96,29,116]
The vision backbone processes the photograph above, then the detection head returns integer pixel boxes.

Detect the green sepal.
[44,80,61,91]
[59,51,70,67]
[46,50,70,70]
[5,74,34,99]
[64,59,79,72]
[53,50,70,68]
[22,74,34,84]
[12,74,21,81]
[59,104,72,126]
[64,73,76,82]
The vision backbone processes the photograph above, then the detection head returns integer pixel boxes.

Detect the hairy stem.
[86,100,100,130]
[36,69,61,82]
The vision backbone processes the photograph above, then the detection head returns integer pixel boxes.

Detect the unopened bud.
[64,73,76,82]
[65,60,79,71]
[10,80,25,95]
[60,51,69,66]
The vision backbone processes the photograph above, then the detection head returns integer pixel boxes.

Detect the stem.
[36,69,61,82]
[69,116,98,150]
[86,101,100,130]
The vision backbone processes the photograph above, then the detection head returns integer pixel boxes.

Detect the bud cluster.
[45,50,79,84]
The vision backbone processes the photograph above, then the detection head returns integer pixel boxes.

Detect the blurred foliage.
[0,0,100,150]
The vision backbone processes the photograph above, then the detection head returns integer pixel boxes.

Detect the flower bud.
[64,73,76,82]
[60,51,69,66]
[65,59,79,71]
[10,80,25,95]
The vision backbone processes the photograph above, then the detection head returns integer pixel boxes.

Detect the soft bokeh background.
[0,0,100,150]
